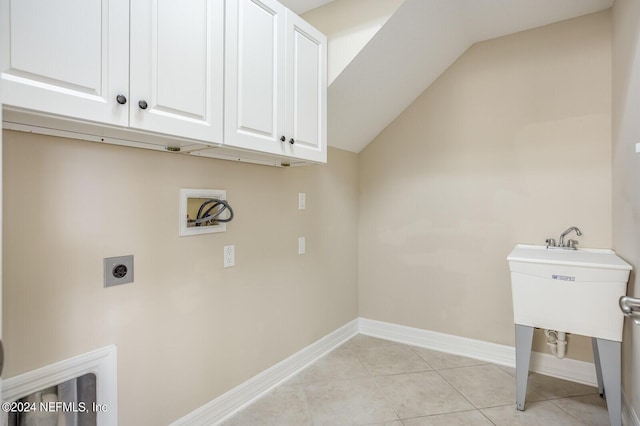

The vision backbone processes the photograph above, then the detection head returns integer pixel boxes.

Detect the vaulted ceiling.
[281,0,333,14]
[281,0,614,153]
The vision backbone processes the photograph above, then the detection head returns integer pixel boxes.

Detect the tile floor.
[221,334,610,426]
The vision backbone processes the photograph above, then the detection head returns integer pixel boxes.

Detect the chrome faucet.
[558,226,582,248]
[546,226,582,249]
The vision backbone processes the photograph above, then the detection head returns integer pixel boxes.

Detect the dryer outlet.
[104,255,134,287]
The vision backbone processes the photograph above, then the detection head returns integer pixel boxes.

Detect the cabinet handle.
[138,100,148,110]
[116,94,127,105]
[280,136,286,142]
[289,138,295,145]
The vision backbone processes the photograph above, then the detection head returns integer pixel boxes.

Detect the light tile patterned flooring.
[221,334,610,426]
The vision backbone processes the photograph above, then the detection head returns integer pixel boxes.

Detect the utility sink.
[507,244,632,426]
[508,244,632,341]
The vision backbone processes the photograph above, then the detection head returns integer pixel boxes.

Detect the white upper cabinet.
[0,0,129,126]
[129,0,223,143]
[1,0,223,144]
[224,0,287,154]
[225,0,327,163]
[285,11,327,163]
[1,0,326,165]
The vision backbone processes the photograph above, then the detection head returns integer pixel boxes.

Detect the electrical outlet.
[224,245,235,268]
[104,255,134,287]
[298,193,306,210]
[298,237,306,255]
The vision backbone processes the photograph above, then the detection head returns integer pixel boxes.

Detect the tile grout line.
[350,343,404,424]
[221,333,609,426]
[297,377,316,426]
[430,362,482,411]
[544,393,608,424]
[417,354,520,425]
[402,344,493,423]
[406,342,503,425]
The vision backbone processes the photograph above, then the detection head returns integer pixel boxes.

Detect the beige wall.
[2,6,625,424]
[359,11,612,362]
[2,131,359,425]
[612,0,640,415]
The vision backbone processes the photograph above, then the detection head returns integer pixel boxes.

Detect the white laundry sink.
[508,243,632,425]
[507,244,631,341]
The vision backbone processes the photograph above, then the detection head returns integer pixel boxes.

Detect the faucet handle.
[545,238,556,248]
[567,239,579,249]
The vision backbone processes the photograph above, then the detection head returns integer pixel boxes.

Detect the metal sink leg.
[515,324,534,411]
[595,338,621,426]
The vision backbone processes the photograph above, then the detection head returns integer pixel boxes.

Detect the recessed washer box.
[104,255,134,287]
[179,188,228,236]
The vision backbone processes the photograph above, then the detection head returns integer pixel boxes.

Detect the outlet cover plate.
[104,255,134,287]
[224,245,235,268]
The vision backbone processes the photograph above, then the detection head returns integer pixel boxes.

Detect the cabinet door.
[0,0,129,126]
[225,0,286,155]
[285,11,327,163]
[130,0,223,144]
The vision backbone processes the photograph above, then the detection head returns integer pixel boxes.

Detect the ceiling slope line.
[326,0,613,153]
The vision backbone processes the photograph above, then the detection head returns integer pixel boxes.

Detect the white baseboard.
[529,350,597,386]
[170,319,359,426]
[172,317,638,425]
[359,317,597,385]
[623,389,640,426]
[359,318,516,367]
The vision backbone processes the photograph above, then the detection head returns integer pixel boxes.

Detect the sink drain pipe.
[544,329,567,358]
